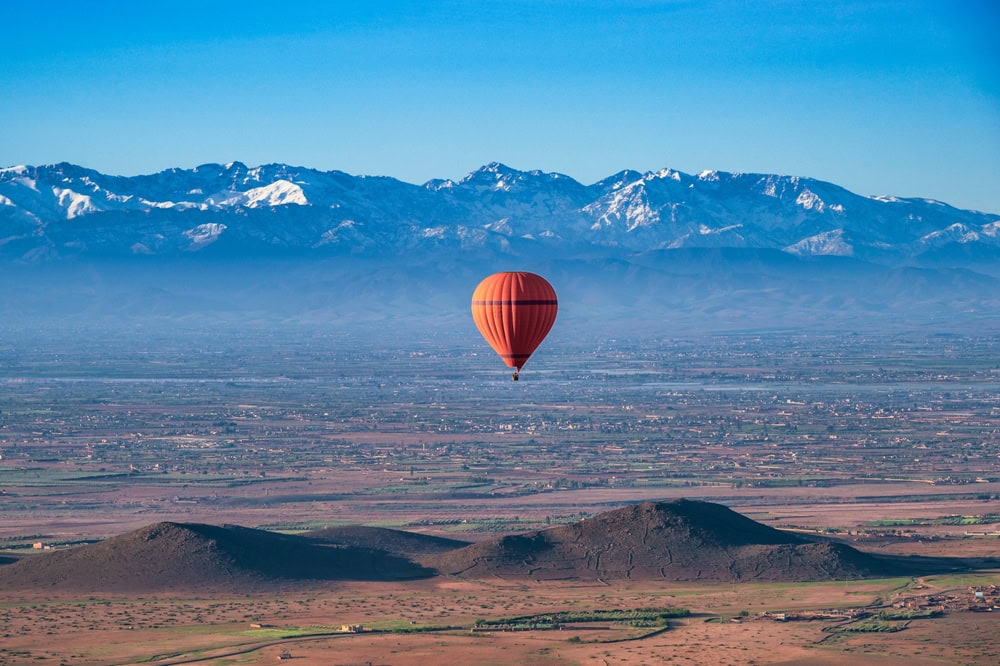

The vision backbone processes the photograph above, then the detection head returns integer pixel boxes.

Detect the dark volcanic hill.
[305,525,470,557]
[0,503,955,594]
[426,500,894,582]
[0,522,433,593]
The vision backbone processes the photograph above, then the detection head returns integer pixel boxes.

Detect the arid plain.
[2,328,999,664]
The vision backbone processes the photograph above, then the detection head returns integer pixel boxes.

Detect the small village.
[755,584,1000,631]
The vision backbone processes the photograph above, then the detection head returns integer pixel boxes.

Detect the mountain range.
[1,161,997,331]
[3,161,998,261]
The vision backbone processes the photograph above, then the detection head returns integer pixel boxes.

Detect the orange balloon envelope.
[471,272,558,375]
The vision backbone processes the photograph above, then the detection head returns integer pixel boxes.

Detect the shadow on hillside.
[868,552,1000,577]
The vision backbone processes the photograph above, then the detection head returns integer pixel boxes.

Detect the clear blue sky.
[2,0,998,212]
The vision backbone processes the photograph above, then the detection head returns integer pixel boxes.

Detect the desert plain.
[2,328,999,664]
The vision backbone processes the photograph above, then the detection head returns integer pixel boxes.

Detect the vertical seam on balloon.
[524,281,553,364]
[473,280,504,364]
[520,274,536,358]
[494,277,512,364]
[521,297,540,364]
[502,272,514,356]
[494,275,510,360]
[483,279,507,363]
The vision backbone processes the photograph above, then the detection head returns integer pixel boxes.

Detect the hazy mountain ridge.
[2,161,997,264]
[2,162,997,331]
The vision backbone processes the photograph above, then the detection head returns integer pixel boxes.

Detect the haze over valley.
[2,161,997,334]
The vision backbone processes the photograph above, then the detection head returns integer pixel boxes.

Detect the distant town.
[1,328,997,542]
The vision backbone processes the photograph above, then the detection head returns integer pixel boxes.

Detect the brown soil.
[4,576,1000,666]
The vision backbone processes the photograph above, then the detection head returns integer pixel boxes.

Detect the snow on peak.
[649,168,682,182]
[756,175,781,198]
[53,187,99,219]
[243,180,307,207]
[698,170,719,181]
[587,181,663,231]
[139,198,205,211]
[424,179,455,191]
[0,165,29,176]
[920,223,980,245]
[485,218,513,235]
[184,223,227,246]
[784,229,852,257]
[699,223,743,235]
[795,188,825,212]
[459,163,521,188]
[9,176,39,192]
[315,220,360,247]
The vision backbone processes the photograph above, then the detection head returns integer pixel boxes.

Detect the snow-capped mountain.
[2,161,997,264]
[1,161,997,331]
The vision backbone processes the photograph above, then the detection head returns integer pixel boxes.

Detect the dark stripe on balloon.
[471,300,558,306]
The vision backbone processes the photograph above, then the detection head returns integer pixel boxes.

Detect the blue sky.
[2,0,998,212]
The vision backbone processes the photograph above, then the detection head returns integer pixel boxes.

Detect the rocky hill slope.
[426,500,896,582]
[0,522,433,593]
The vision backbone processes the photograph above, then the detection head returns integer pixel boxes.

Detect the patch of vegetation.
[366,619,438,632]
[429,517,542,532]
[474,606,690,630]
[840,619,908,633]
[254,521,350,532]
[875,609,941,621]
[864,514,1000,527]
[863,519,929,527]
[922,573,1000,588]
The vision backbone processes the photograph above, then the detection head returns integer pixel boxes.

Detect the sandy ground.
[3,575,1000,665]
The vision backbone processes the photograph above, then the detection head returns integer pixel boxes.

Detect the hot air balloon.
[471,272,558,380]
